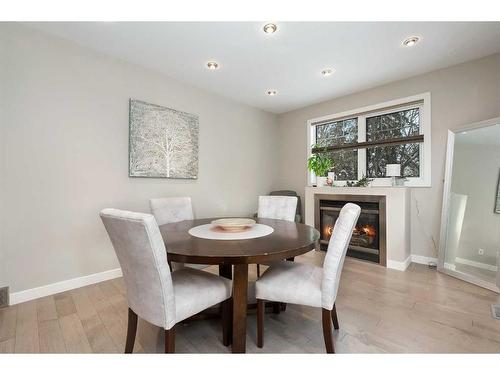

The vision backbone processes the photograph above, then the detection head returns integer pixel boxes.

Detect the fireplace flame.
[361,224,376,237]
[323,225,334,239]
[324,223,377,241]
[323,224,377,244]
[353,224,377,238]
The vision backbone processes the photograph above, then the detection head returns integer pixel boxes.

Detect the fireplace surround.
[305,186,411,271]
[315,194,387,266]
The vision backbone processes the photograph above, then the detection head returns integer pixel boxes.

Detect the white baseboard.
[411,255,438,265]
[387,254,436,271]
[454,257,498,272]
[387,256,411,271]
[9,268,123,305]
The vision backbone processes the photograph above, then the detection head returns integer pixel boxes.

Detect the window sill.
[308,181,431,188]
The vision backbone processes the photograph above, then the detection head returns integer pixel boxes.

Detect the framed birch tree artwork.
[129,99,199,179]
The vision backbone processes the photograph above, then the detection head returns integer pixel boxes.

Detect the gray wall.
[276,53,500,259]
[0,24,278,293]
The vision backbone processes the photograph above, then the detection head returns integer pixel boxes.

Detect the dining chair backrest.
[150,197,194,226]
[321,203,361,310]
[257,195,298,222]
[269,190,302,222]
[100,208,176,330]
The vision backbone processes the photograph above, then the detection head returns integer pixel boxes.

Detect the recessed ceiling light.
[263,23,277,34]
[321,68,334,77]
[206,61,219,70]
[402,36,420,47]
[266,89,278,96]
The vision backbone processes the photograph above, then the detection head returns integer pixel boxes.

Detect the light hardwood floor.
[1,251,500,353]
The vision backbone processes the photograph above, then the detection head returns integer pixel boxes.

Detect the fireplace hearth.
[314,194,386,266]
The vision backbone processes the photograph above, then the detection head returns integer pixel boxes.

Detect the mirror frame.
[437,116,500,293]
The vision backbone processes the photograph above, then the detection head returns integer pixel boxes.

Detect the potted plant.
[307,147,333,187]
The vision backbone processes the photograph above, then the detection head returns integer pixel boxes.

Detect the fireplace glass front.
[318,199,383,264]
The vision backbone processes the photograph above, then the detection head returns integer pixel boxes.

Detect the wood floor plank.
[0,306,17,342]
[110,278,126,296]
[36,296,58,322]
[0,337,15,353]
[38,319,67,353]
[14,300,39,353]
[471,318,500,345]
[99,280,124,305]
[86,284,143,353]
[54,293,77,317]
[81,314,119,353]
[59,313,92,353]
[97,281,145,353]
[70,288,98,320]
[71,288,118,353]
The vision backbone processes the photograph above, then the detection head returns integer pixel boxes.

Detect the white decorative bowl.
[211,218,256,232]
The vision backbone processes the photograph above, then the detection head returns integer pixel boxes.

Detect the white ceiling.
[26,22,500,114]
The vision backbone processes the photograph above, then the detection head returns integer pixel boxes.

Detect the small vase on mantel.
[326,172,335,186]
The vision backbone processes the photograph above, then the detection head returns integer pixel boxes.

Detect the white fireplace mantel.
[305,186,411,271]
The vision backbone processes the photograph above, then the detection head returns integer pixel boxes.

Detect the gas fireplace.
[314,194,386,266]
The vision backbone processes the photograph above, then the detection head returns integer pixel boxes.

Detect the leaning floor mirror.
[438,117,500,292]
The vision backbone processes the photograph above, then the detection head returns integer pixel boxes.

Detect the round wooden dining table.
[159,217,320,353]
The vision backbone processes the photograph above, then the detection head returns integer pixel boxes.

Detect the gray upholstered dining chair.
[150,197,207,271]
[100,208,232,353]
[257,195,298,222]
[150,197,194,225]
[256,195,298,278]
[255,203,361,353]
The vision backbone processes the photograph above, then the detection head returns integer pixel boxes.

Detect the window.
[365,107,421,178]
[307,93,431,187]
[315,118,358,180]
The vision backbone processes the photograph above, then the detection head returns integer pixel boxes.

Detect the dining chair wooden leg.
[164,326,176,353]
[331,303,339,330]
[257,299,265,348]
[221,298,232,347]
[125,308,138,354]
[321,308,335,354]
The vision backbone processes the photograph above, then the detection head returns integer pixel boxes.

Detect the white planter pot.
[316,176,328,187]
